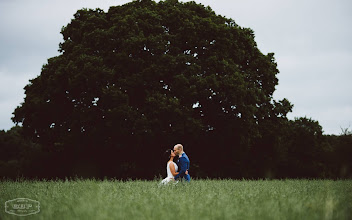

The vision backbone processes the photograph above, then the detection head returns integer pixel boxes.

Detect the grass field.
[0,178,351,220]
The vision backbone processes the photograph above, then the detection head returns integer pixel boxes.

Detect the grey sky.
[0,0,351,134]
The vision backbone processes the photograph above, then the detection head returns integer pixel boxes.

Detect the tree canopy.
[12,0,295,178]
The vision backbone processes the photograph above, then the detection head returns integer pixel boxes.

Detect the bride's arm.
[169,163,178,176]
[170,163,189,177]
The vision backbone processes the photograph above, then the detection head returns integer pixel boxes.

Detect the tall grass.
[1,178,351,219]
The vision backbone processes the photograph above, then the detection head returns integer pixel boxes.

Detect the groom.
[173,144,191,182]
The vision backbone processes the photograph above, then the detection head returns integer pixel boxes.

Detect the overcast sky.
[1,0,351,135]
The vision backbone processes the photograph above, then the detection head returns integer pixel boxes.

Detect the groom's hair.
[175,144,183,151]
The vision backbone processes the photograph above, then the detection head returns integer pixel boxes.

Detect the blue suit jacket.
[174,152,190,181]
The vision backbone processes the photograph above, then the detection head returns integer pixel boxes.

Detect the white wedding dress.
[160,161,178,185]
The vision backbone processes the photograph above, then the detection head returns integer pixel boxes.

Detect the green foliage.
[0,126,41,178]
[7,0,350,180]
[13,0,289,147]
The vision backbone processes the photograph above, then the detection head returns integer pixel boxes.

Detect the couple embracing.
[160,144,191,185]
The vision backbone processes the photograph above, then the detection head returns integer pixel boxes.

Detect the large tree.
[13,0,292,178]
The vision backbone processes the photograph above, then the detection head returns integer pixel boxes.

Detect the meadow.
[0,178,351,220]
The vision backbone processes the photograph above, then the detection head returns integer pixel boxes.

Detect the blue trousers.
[183,174,191,182]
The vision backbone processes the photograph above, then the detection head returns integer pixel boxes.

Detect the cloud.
[0,0,132,130]
[0,70,34,130]
[0,0,351,134]
[274,50,352,134]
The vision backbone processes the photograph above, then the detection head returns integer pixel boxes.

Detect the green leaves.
[12,0,294,178]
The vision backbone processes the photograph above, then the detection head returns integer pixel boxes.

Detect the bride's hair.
[165,149,172,158]
[165,149,177,160]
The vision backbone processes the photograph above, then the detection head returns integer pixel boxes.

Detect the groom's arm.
[174,158,187,180]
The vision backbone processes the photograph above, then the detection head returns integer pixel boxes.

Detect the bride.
[160,149,188,185]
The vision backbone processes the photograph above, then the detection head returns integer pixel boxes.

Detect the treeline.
[1,119,351,180]
[2,1,351,180]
